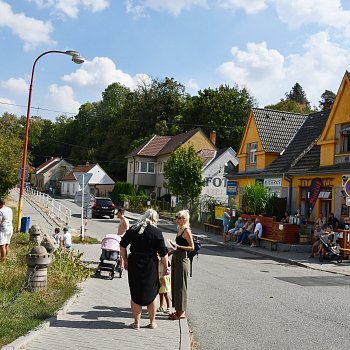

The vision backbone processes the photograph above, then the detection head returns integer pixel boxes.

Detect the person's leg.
[0,245,6,259]
[5,244,10,257]
[165,292,171,309]
[159,293,164,310]
[146,297,157,327]
[131,300,142,327]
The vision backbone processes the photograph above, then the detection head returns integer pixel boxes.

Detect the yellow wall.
[319,74,350,166]
[183,130,217,152]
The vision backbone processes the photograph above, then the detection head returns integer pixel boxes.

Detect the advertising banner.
[307,178,323,217]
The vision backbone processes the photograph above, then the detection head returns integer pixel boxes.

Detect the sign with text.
[307,178,323,217]
[263,178,282,187]
[226,181,237,195]
[214,205,225,220]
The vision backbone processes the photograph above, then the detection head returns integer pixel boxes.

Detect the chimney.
[210,130,216,145]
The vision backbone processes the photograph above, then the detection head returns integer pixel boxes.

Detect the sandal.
[130,322,140,330]
[168,313,186,320]
[148,323,158,329]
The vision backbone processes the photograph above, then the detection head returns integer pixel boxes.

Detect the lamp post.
[17,50,85,232]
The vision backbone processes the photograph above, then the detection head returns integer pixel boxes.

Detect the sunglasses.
[175,216,184,220]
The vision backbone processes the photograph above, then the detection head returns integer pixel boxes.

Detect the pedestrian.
[117,208,129,237]
[248,218,263,247]
[168,209,194,320]
[120,209,169,330]
[61,226,72,250]
[0,198,13,259]
[223,207,231,242]
[157,259,171,314]
[53,227,62,248]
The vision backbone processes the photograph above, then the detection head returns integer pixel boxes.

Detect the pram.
[319,232,342,264]
[94,234,123,279]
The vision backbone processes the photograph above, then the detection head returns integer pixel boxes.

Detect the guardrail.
[25,188,71,224]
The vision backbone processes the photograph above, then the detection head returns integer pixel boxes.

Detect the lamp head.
[65,50,85,64]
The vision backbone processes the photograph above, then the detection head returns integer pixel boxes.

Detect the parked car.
[92,197,115,219]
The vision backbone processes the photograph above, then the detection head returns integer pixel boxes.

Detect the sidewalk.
[3,194,190,350]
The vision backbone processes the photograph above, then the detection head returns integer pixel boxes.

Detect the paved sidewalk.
[3,194,189,350]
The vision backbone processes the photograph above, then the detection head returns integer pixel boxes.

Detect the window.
[247,142,258,164]
[138,161,155,173]
[341,124,350,153]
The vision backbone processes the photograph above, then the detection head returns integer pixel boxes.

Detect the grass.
[0,233,92,348]
[72,236,100,244]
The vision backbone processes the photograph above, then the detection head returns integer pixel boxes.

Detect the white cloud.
[125,0,208,16]
[0,97,22,116]
[217,0,268,14]
[62,56,152,93]
[28,0,109,18]
[0,0,55,51]
[186,79,200,93]
[1,78,29,95]
[216,33,350,107]
[276,0,350,36]
[44,84,81,115]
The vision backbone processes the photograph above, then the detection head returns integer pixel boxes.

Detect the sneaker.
[250,243,257,247]
[157,306,164,312]
[165,308,171,314]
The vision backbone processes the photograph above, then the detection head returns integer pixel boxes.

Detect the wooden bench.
[204,223,222,235]
[259,237,279,251]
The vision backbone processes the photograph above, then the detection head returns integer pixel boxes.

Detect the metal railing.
[25,188,71,224]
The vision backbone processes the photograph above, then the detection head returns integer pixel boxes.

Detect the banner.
[307,178,323,217]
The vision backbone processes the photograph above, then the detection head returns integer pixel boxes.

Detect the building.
[31,157,73,194]
[60,163,115,198]
[127,128,218,197]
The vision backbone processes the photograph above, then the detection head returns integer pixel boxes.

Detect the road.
[187,243,350,350]
[54,198,350,350]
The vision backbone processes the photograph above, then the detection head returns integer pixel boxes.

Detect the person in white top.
[61,226,72,250]
[248,218,263,247]
[0,198,14,259]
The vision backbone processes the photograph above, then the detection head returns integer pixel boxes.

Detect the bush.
[111,181,136,206]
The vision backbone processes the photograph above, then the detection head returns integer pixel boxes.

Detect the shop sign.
[263,178,282,187]
[307,178,323,217]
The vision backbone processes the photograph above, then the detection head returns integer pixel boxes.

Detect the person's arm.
[160,254,170,275]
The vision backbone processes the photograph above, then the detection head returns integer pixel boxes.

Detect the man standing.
[223,208,231,243]
[0,198,14,259]
[117,208,129,237]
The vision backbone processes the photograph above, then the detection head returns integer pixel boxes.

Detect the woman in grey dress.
[169,210,194,320]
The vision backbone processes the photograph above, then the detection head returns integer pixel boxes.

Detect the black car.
[92,197,115,219]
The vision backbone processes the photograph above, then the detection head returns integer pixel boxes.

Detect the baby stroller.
[95,234,123,279]
[319,232,342,264]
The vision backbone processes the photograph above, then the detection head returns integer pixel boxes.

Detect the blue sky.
[1,0,350,120]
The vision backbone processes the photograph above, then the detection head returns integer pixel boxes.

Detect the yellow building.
[228,71,350,225]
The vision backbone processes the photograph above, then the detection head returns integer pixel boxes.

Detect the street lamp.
[17,50,85,232]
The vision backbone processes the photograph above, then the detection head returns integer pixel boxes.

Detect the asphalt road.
[186,242,350,350]
[55,198,350,350]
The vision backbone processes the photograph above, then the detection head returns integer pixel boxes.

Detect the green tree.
[285,82,310,108]
[264,99,312,114]
[111,181,136,206]
[319,89,336,110]
[0,115,23,196]
[242,182,272,215]
[164,145,204,209]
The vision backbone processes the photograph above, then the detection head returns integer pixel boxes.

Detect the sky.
[1,0,350,120]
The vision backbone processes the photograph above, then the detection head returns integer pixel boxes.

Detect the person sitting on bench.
[248,218,262,247]
[228,217,244,242]
[235,218,255,246]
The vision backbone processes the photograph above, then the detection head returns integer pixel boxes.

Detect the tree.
[164,145,204,209]
[111,181,136,206]
[319,90,336,110]
[264,99,312,114]
[242,182,272,215]
[0,114,23,196]
[285,82,310,108]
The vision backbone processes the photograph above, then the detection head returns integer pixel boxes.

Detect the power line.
[0,101,77,115]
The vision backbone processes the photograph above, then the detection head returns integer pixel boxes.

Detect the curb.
[2,283,84,350]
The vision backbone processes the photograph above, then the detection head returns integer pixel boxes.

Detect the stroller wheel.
[119,269,123,278]
[337,257,342,264]
[94,270,101,278]
[110,272,114,280]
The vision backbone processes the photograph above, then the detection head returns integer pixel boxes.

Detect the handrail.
[25,188,71,224]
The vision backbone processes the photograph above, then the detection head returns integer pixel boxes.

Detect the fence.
[25,188,71,224]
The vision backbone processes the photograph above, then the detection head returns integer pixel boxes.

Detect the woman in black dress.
[120,209,169,330]
[169,210,194,320]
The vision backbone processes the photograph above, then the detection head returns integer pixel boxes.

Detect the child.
[61,226,72,250]
[53,227,62,247]
[157,260,171,314]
